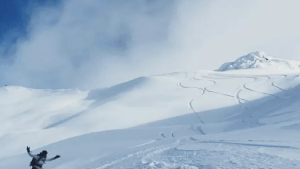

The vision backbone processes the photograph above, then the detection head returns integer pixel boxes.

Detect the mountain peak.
[218,51,300,71]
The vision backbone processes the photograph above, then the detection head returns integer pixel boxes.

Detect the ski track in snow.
[90,138,300,169]
[88,142,180,169]
[207,74,272,97]
[196,74,249,102]
[194,73,251,116]
[271,75,288,92]
[160,132,166,139]
[193,73,300,123]
[192,140,297,149]
[199,74,252,115]
[211,74,288,99]
[180,71,249,120]
[178,72,206,125]
[204,73,290,101]
[128,140,157,149]
[242,76,282,99]
[202,73,300,126]
[234,88,248,110]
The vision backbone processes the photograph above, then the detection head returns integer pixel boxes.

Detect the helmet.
[41,150,48,155]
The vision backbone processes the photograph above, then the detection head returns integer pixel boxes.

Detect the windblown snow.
[1,52,300,169]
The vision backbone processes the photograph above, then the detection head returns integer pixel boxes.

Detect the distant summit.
[218,51,300,71]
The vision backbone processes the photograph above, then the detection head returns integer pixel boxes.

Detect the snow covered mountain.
[2,52,300,168]
[218,51,300,71]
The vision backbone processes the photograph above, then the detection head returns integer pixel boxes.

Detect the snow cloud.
[1,0,300,89]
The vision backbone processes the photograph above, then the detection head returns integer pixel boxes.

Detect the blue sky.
[0,0,61,55]
[0,0,29,39]
[0,0,30,57]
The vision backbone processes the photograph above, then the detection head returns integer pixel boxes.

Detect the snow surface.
[2,52,300,168]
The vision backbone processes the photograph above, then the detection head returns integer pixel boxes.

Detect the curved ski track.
[196,73,297,121]
[178,72,205,125]
[271,75,288,92]
[193,74,249,111]
[206,73,300,124]
[205,74,288,99]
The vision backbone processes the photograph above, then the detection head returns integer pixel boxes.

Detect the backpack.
[30,155,43,168]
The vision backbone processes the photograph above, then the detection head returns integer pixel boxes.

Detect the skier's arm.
[46,155,60,161]
[26,146,38,158]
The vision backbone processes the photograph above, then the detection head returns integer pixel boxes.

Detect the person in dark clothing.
[27,146,60,169]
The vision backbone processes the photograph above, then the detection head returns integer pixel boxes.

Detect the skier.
[27,146,60,169]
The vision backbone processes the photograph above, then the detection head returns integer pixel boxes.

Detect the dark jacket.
[27,151,57,169]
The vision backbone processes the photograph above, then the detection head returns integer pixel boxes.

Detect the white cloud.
[2,0,300,89]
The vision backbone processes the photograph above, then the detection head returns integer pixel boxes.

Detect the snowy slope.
[2,52,300,168]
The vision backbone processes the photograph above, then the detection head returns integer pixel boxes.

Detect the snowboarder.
[27,146,60,169]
